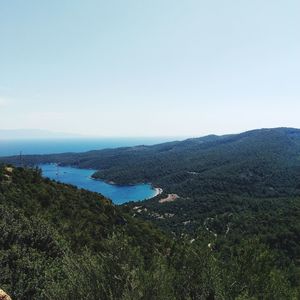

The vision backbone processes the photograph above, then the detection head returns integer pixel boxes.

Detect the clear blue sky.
[0,0,299,137]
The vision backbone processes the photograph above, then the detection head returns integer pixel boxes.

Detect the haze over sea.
[0,137,176,157]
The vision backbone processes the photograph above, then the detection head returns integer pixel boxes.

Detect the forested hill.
[3,128,300,255]
[0,165,170,299]
[1,165,299,299]
[2,127,300,298]
[92,127,300,198]
[3,127,300,198]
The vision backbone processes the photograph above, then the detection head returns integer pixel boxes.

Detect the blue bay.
[39,164,156,205]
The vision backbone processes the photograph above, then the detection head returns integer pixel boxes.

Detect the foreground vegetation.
[0,165,299,299]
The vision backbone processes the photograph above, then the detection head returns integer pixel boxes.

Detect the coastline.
[150,187,163,199]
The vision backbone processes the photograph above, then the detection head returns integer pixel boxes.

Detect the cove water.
[39,164,156,205]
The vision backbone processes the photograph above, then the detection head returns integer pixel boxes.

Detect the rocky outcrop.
[0,289,12,300]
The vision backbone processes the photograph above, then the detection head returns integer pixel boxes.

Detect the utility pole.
[19,151,23,167]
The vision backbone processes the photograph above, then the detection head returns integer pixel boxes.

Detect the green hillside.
[4,128,300,231]
[0,165,169,299]
[2,128,300,298]
[1,165,299,299]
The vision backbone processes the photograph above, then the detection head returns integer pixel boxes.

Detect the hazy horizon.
[0,128,187,140]
[1,126,299,141]
[1,1,299,136]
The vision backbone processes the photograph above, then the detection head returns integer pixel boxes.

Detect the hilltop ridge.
[3,127,300,193]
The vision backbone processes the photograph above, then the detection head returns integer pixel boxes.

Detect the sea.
[0,137,173,157]
[0,137,173,204]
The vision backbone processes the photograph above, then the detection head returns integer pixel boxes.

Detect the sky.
[0,0,299,137]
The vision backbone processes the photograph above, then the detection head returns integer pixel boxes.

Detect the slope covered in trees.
[3,127,300,231]
[2,128,300,298]
[0,165,168,299]
[0,165,299,299]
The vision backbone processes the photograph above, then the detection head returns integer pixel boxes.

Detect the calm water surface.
[0,137,177,156]
[39,164,156,205]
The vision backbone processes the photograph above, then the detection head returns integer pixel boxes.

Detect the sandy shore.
[146,187,163,199]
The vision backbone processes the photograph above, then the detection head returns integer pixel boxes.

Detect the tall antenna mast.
[19,151,23,167]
